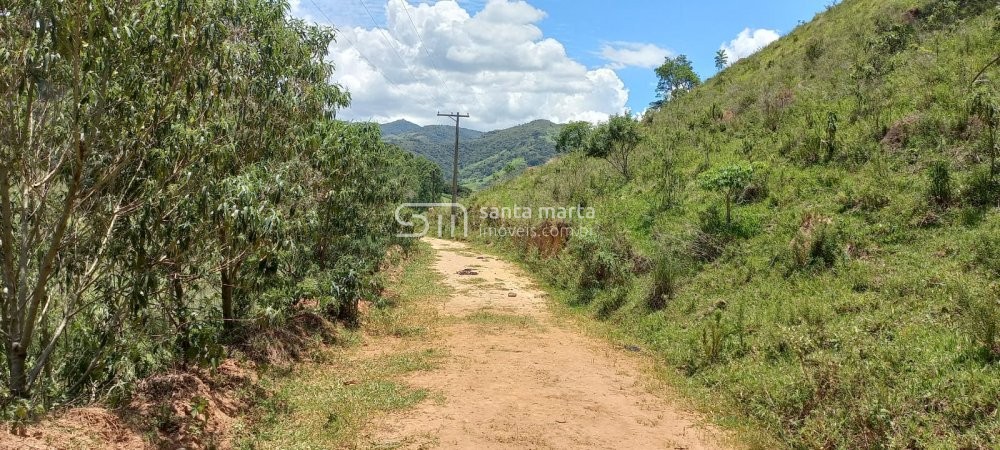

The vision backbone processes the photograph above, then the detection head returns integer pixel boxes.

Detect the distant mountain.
[382,119,561,189]
[379,119,423,136]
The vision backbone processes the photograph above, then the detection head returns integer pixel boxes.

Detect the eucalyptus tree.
[0,0,349,398]
[0,0,430,402]
[308,121,406,326]
[206,3,348,331]
[0,0,223,397]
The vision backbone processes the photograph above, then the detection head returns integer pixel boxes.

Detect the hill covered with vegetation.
[470,0,1000,447]
[382,119,562,189]
[379,119,425,136]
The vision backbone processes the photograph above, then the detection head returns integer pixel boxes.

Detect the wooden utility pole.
[437,112,469,212]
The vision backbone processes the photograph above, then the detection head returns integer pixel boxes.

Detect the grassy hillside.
[470,0,1000,447]
[382,119,562,189]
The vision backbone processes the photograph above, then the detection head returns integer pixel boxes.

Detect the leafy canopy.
[556,121,593,153]
[651,55,701,108]
[698,164,755,225]
[714,49,729,71]
[586,114,643,180]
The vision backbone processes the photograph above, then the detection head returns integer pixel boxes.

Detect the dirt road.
[365,238,727,449]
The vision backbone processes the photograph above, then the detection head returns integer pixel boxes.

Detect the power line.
[396,0,449,95]
[398,0,436,68]
[357,0,422,83]
[304,0,404,89]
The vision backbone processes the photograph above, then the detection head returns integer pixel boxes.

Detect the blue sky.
[531,0,831,109]
[292,0,832,129]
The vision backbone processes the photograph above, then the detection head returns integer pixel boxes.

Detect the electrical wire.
[304,0,404,89]
[357,0,423,83]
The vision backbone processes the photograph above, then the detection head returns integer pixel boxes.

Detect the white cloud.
[309,0,628,130]
[720,28,780,64]
[599,42,672,69]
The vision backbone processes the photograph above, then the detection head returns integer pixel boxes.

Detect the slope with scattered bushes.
[470,0,1000,447]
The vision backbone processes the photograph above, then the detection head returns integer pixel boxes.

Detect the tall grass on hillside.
[471,0,1000,446]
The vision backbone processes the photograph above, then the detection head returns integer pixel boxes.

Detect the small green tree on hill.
[699,164,754,226]
[714,49,729,71]
[556,121,593,153]
[651,55,701,108]
[586,114,643,181]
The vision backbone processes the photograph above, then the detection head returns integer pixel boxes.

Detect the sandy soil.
[365,238,727,450]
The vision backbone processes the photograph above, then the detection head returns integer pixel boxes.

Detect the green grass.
[237,242,449,449]
[464,310,540,330]
[468,1,1000,447]
[244,355,435,449]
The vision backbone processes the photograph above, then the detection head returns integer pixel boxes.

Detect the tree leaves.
[0,0,426,401]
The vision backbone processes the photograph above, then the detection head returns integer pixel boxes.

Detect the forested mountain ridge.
[382,119,562,189]
[379,119,424,136]
[471,0,1000,447]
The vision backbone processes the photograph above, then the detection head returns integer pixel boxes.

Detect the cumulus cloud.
[720,28,780,64]
[599,42,672,69]
[311,0,628,130]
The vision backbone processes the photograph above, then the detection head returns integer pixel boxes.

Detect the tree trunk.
[219,226,236,331]
[9,343,28,398]
[221,266,235,331]
[339,298,359,329]
[171,272,190,367]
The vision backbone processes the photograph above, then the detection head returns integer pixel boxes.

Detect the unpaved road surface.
[367,238,727,449]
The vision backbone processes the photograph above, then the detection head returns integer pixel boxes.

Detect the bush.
[594,287,629,320]
[963,166,1000,207]
[647,255,683,310]
[684,311,730,373]
[688,229,727,263]
[804,40,824,66]
[838,186,890,213]
[697,204,726,234]
[568,232,633,303]
[789,213,841,270]
[963,285,1000,362]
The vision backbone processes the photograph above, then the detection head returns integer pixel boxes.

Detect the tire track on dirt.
[365,238,728,449]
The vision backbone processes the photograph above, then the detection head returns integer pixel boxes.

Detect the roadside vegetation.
[239,242,447,449]
[0,0,441,430]
[470,0,1000,447]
